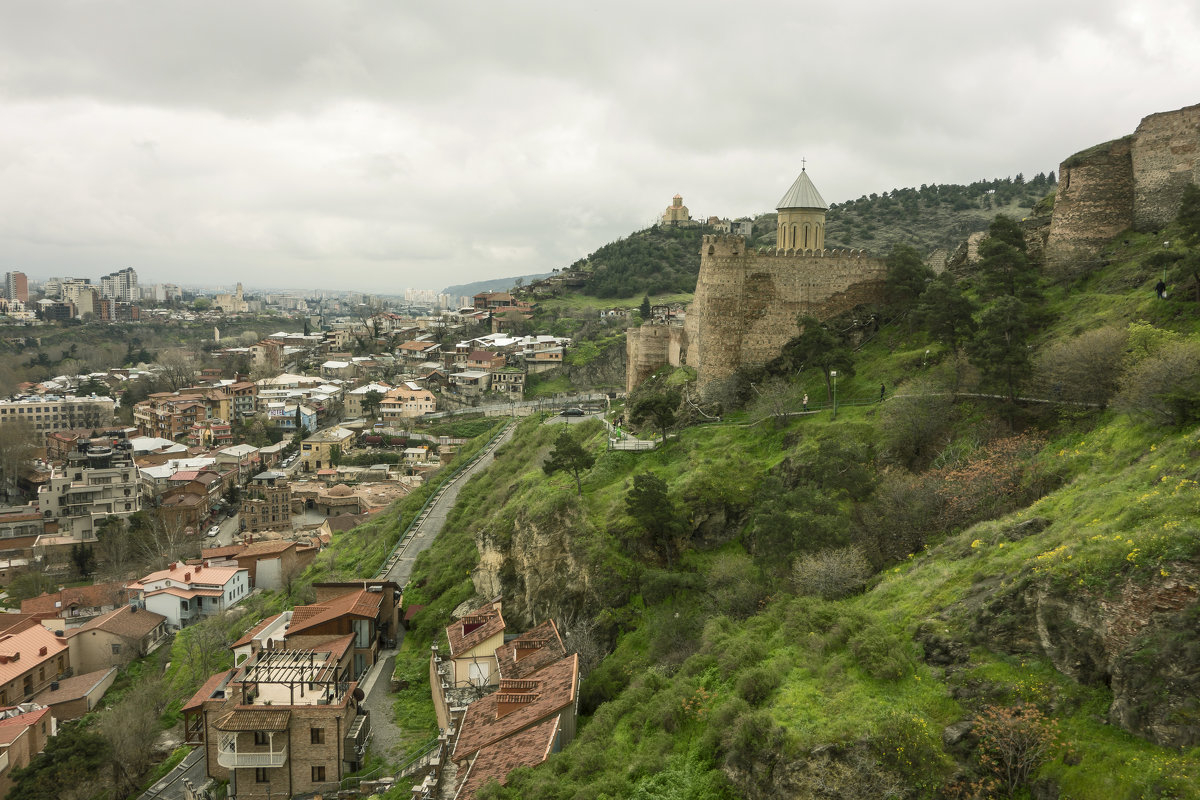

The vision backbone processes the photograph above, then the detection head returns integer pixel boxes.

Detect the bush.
[1031,325,1128,407]
[973,703,1061,797]
[848,623,915,681]
[737,666,783,706]
[793,546,873,599]
[1114,338,1200,426]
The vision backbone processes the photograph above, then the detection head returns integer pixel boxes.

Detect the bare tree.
[0,420,38,502]
[98,673,169,796]
[556,607,609,679]
[175,616,233,687]
[156,349,198,391]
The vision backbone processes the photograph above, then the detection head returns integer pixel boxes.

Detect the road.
[380,422,516,587]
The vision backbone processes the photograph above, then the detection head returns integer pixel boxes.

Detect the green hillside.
[382,203,1200,799]
[565,174,1055,303]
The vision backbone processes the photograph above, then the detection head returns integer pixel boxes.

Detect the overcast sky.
[1,1,1196,295]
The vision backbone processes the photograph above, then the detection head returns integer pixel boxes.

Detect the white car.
[207,525,221,537]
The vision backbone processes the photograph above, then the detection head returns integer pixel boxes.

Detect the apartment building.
[36,438,140,539]
[379,385,436,421]
[99,267,138,302]
[0,625,71,707]
[185,644,370,799]
[0,396,115,434]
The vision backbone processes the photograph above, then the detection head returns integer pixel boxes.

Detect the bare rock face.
[472,504,594,630]
[973,566,1200,747]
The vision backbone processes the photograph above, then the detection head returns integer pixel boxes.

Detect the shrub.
[792,546,873,599]
[1031,325,1128,406]
[1114,338,1200,426]
[848,623,915,681]
[973,703,1061,797]
[737,666,783,706]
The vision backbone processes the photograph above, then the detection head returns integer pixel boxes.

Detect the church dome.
[776,169,828,211]
[328,483,353,497]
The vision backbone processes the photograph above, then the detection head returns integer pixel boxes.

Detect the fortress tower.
[775,167,827,251]
[628,167,887,392]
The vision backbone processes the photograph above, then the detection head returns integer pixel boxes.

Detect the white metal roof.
[776,169,828,210]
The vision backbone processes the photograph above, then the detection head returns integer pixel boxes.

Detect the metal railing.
[375,420,514,580]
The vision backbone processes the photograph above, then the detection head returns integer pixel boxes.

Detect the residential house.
[226,382,258,420]
[379,385,436,421]
[185,642,369,799]
[0,625,71,707]
[490,368,525,397]
[285,582,402,678]
[344,382,392,419]
[35,668,117,721]
[132,393,209,439]
[524,346,564,373]
[232,540,303,591]
[452,717,560,800]
[465,351,506,372]
[0,704,56,799]
[20,581,130,628]
[64,606,169,672]
[443,601,505,689]
[129,561,250,630]
[450,654,579,774]
[215,444,261,486]
[299,427,354,473]
[450,371,491,396]
[397,340,441,364]
[187,418,233,449]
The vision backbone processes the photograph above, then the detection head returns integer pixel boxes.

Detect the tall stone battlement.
[1047,102,1200,272]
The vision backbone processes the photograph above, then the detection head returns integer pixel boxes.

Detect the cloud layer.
[1,1,1196,292]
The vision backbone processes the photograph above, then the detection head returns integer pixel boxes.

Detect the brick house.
[64,605,169,672]
[444,600,506,689]
[0,704,56,799]
[241,471,291,533]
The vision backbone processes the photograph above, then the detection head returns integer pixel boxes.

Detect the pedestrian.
[802,393,808,412]
[1156,280,1167,299]
[879,383,886,402]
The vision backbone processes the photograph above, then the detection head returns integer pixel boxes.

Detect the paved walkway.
[381,421,516,587]
[360,646,404,762]
[138,745,207,800]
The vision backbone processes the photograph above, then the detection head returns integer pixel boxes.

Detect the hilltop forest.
[389,186,1200,799]
[570,173,1055,299]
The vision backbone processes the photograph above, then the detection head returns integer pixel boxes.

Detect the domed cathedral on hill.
[627,166,887,393]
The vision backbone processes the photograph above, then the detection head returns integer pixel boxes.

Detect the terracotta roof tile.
[36,667,117,704]
[453,654,578,760]
[495,619,567,681]
[286,590,382,636]
[215,708,291,731]
[454,717,558,799]
[0,627,69,686]
[446,604,505,659]
[183,669,235,711]
[66,605,166,640]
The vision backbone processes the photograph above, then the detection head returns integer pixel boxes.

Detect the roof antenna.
[801,157,806,171]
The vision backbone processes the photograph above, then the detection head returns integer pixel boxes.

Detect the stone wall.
[686,235,885,386]
[1045,136,1135,273]
[1132,102,1200,231]
[1046,102,1200,274]
[626,236,885,391]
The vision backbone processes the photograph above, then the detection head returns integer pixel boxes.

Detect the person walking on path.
[802,393,808,412]
[879,383,886,402]
[1156,279,1168,299]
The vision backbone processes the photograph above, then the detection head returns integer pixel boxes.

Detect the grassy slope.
[382,221,1200,798]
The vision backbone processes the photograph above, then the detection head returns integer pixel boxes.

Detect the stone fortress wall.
[1047,102,1200,270]
[627,235,885,391]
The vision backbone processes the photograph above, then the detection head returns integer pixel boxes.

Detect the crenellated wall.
[1132,104,1200,231]
[627,235,885,390]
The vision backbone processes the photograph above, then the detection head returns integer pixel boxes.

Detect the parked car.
[560,408,586,417]
[207,525,221,537]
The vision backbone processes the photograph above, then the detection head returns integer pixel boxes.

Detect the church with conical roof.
[627,166,887,391]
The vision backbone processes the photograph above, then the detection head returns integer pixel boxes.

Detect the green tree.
[6,722,113,800]
[362,389,384,420]
[330,444,342,466]
[916,273,977,353]
[70,543,96,579]
[975,215,1041,305]
[884,243,933,316]
[624,472,683,567]
[630,388,680,441]
[639,294,652,319]
[772,316,855,403]
[969,295,1035,403]
[542,428,595,496]
[192,297,211,311]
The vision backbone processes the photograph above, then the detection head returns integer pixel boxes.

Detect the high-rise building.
[4,271,28,303]
[100,267,138,302]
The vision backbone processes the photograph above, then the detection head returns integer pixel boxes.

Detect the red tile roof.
[454,717,558,799]
[36,667,117,706]
[446,603,505,659]
[183,669,235,711]
[230,614,281,649]
[65,605,166,640]
[285,589,383,637]
[495,619,567,681]
[0,627,69,686]
[453,654,578,760]
[20,581,129,617]
[0,705,51,745]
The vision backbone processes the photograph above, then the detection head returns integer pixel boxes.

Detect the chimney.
[184,572,191,582]
[495,693,536,719]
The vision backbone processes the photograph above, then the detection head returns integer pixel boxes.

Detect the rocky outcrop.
[974,566,1200,747]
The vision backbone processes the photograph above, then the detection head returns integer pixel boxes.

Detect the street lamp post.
[830,370,838,419]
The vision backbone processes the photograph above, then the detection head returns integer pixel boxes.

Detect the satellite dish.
[352,687,365,701]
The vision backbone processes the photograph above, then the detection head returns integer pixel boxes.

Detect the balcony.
[215,733,288,768]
